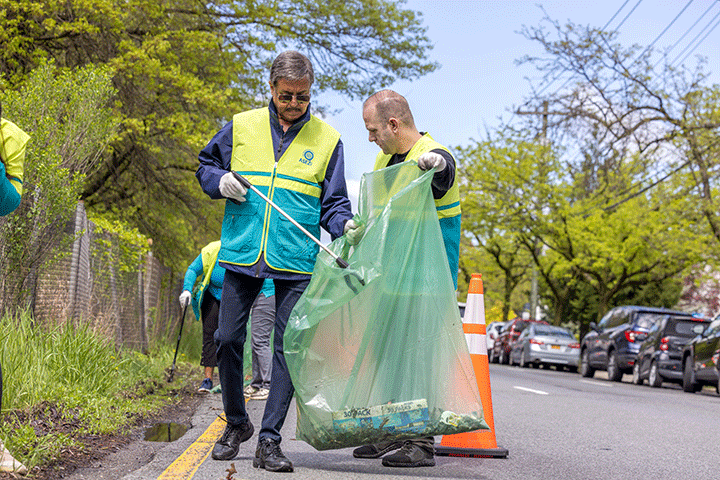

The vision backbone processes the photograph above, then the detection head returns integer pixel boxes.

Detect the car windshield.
[515,321,529,332]
[635,312,669,330]
[534,326,574,338]
[668,318,706,337]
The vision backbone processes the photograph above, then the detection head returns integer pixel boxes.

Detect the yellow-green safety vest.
[219,108,340,274]
[1,118,30,195]
[373,133,461,288]
[192,240,221,321]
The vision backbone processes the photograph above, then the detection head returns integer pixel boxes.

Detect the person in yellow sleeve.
[351,89,461,468]
[196,51,355,472]
[0,102,30,474]
[1,102,31,216]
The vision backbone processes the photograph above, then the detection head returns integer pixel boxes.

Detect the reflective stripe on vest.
[220,108,340,274]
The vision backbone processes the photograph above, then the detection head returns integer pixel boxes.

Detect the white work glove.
[344,218,365,246]
[219,172,247,202]
[179,290,192,308]
[417,152,446,171]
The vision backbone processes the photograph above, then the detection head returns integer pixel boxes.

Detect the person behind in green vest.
[351,89,461,468]
[179,241,225,393]
[195,50,356,472]
[243,279,276,401]
[1,101,31,216]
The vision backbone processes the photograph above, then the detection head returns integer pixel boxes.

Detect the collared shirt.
[196,100,353,280]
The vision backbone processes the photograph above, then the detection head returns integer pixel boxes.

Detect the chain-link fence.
[0,202,184,351]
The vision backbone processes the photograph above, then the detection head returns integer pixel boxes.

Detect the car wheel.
[682,356,700,393]
[632,362,643,385]
[607,351,623,382]
[649,361,663,388]
[580,349,595,378]
[520,350,527,368]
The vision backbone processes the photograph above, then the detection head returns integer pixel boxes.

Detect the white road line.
[578,379,614,387]
[514,386,549,395]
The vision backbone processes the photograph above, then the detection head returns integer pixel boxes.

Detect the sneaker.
[353,440,403,458]
[243,385,258,398]
[198,378,213,393]
[210,383,222,394]
[253,438,293,472]
[249,387,270,400]
[381,441,435,467]
[211,422,254,460]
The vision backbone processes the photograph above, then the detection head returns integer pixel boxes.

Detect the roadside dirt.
[0,368,204,480]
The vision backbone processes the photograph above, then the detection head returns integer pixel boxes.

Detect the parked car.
[681,314,720,394]
[509,324,580,371]
[580,306,698,382]
[633,315,709,387]
[490,317,548,365]
[486,321,507,361]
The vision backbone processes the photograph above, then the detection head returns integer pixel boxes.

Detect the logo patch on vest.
[299,150,314,166]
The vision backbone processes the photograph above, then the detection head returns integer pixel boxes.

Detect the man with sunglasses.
[351,89,461,468]
[196,50,356,473]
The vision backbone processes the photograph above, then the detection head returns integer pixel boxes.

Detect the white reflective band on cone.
[464,293,486,325]
[465,333,487,356]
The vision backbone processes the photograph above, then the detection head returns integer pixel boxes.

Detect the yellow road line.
[156,416,226,480]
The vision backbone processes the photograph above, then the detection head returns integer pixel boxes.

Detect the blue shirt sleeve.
[0,160,21,216]
[320,139,354,240]
[183,254,204,291]
[196,121,233,199]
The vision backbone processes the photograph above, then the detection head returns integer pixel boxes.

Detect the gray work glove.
[219,172,248,202]
[179,290,192,308]
[343,218,365,246]
[417,152,446,171]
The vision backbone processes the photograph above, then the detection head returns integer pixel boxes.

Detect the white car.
[486,321,507,361]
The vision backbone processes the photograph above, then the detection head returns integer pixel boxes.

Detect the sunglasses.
[277,93,311,104]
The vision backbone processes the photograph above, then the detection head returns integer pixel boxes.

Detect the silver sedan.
[509,324,580,372]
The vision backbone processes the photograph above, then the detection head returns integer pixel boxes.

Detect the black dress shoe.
[211,422,254,460]
[253,438,294,472]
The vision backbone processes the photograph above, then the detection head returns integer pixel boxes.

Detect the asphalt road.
[109,364,719,480]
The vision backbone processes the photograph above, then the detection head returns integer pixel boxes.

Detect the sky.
[318,0,720,218]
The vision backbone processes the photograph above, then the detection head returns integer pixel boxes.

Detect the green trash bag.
[285,162,489,451]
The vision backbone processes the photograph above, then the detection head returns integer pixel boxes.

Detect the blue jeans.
[215,271,309,444]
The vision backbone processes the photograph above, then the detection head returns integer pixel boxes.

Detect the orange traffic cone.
[435,273,508,458]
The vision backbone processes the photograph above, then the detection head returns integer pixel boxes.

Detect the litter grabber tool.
[167,305,188,383]
[230,171,354,270]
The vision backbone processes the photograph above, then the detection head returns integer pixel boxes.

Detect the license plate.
[551,345,561,350]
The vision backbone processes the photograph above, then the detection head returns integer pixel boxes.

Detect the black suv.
[580,306,697,382]
[632,315,709,387]
[681,314,720,394]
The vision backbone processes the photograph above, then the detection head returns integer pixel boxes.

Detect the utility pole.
[516,101,549,319]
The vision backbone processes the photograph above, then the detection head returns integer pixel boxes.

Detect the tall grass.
[0,308,201,472]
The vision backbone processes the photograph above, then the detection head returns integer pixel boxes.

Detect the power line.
[533,0,635,98]
[670,6,720,67]
[653,0,720,69]
[675,13,720,66]
[635,0,694,61]
[614,0,644,30]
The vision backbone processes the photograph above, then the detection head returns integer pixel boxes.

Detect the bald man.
[351,90,461,468]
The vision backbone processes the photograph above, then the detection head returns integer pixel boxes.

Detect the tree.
[0,0,438,266]
[0,61,117,310]
[517,15,720,256]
